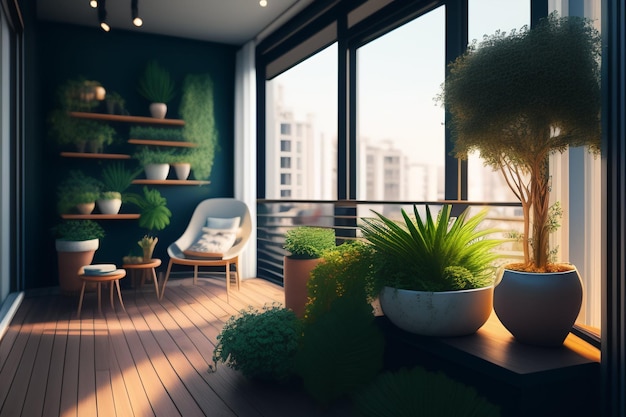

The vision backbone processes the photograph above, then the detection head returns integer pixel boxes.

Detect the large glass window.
[467,0,530,202]
[265,44,338,200]
[356,6,445,203]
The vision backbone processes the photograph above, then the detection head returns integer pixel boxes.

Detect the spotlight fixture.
[131,0,143,27]
[89,0,98,8]
[259,0,268,6]
[98,0,110,32]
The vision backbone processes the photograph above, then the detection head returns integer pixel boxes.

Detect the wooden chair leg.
[115,280,126,312]
[151,268,160,298]
[77,281,87,319]
[193,265,199,285]
[160,260,174,301]
[235,256,241,291]
[225,263,231,303]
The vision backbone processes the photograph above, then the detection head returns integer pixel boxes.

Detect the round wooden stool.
[123,258,161,298]
[77,269,126,318]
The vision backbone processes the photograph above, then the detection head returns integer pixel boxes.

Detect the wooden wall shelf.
[61,214,141,220]
[132,179,210,186]
[128,139,197,148]
[69,111,185,126]
[60,152,131,159]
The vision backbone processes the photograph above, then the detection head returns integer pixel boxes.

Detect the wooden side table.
[123,258,161,298]
[77,269,126,318]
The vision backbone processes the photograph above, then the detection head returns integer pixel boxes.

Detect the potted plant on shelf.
[125,186,172,261]
[359,204,503,337]
[169,150,193,180]
[105,91,127,115]
[137,60,176,119]
[282,226,336,317]
[57,170,102,215]
[440,13,601,346]
[133,146,175,180]
[53,219,105,294]
[98,162,141,215]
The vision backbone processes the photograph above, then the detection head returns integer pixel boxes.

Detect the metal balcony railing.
[256,199,524,285]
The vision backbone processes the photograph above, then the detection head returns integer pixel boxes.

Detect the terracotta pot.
[76,202,95,215]
[380,285,494,337]
[493,266,583,347]
[283,256,322,318]
[56,239,99,295]
[172,163,191,180]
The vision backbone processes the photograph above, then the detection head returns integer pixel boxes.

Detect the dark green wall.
[25,19,238,290]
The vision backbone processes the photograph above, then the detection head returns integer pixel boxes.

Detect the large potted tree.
[440,13,601,346]
[360,204,503,337]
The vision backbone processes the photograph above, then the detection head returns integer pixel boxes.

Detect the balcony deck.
[0,277,350,417]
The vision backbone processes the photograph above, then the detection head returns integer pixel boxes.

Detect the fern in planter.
[53,220,105,242]
[137,61,176,104]
[212,303,303,382]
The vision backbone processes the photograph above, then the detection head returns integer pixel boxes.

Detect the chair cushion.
[206,216,240,229]
[183,227,237,258]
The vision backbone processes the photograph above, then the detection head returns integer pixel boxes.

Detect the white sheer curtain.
[234,41,257,279]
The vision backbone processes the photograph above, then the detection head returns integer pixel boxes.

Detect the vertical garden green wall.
[25,20,238,289]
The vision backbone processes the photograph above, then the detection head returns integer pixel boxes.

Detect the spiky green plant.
[137,60,176,103]
[360,205,502,293]
[353,367,501,417]
[101,162,141,194]
[440,13,601,271]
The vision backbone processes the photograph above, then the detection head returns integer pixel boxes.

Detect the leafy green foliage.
[129,125,185,142]
[179,73,218,179]
[305,241,375,324]
[100,191,121,200]
[101,162,141,194]
[440,13,601,270]
[212,304,302,382]
[360,205,502,292]
[283,226,336,259]
[353,367,501,417]
[57,170,103,214]
[125,187,171,232]
[137,61,176,103]
[53,220,105,241]
[133,146,176,165]
[295,296,385,406]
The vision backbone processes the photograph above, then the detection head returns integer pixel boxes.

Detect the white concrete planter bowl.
[97,198,122,215]
[379,285,494,337]
[144,163,170,180]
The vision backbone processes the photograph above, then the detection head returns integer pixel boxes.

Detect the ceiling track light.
[131,0,143,27]
[89,0,98,8]
[98,0,110,32]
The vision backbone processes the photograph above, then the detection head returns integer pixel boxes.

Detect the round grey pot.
[493,267,583,347]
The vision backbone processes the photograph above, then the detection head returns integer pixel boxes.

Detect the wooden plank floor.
[0,277,351,417]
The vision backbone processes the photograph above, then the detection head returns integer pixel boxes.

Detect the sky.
[270,0,530,166]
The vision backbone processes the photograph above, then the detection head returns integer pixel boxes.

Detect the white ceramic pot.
[380,285,494,337]
[144,163,170,180]
[97,198,122,215]
[494,267,583,347]
[172,163,191,180]
[149,102,167,119]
